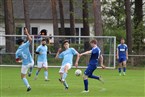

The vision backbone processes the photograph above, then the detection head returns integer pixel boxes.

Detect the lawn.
[0,67,144,97]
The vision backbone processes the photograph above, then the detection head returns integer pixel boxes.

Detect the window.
[58,28,82,36]
[16,27,22,35]
[31,27,38,35]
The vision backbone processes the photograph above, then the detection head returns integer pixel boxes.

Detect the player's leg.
[88,68,104,83]
[62,64,70,89]
[59,64,71,89]
[87,66,100,80]
[34,62,42,80]
[82,74,89,93]
[34,68,41,80]
[118,58,123,76]
[59,70,69,89]
[44,66,49,81]
[122,60,127,75]
[21,65,31,92]
[62,64,69,81]
[28,61,34,77]
[82,66,90,93]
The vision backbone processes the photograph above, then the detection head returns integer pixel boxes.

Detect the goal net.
[0,35,116,69]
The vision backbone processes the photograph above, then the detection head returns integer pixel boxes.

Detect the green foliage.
[133,22,145,54]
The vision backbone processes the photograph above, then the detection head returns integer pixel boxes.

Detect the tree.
[69,0,76,35]
[82,0,90,51]
[58,0,65,35]
[93,0,103,36]
[133,0,144,54]
[125,0,132,54]
[51,0,59,51]
[82,0,89,36]
[23,0,30,32]
[4,0,15,52]
[134,0,143,28]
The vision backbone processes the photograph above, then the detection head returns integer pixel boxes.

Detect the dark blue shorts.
[118,57,126,63]
[84,64,97,76]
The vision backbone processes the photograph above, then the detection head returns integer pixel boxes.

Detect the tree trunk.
[134,0,143,28]
[4,0,15,52]
[69,0,76,36]
[58,0,65,35]
[82,0,90,52]
[93,0,103,36]
[51,0,59,51]
[125,0,132,54]
[23,0,30,32]
[82,0,89,36]
[4,0,15,63]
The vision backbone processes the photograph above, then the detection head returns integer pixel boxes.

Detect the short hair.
[121,38,125,40]
[42,38,46,41]
[17,38,24,45]
[62,40,69,45]
[90,39,97,44]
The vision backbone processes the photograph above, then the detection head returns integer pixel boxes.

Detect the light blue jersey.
[36,45,48,62]
[59,48,78,66]
[15,41,33,65]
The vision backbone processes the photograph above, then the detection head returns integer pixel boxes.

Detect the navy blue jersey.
[117,44,128,58]
[89,47,101,65]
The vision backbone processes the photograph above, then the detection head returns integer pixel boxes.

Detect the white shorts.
[59,63,72,73]
[37,62,48,68]
[21,61,34,74]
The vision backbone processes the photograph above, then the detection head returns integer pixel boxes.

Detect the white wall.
[0,26,5,46]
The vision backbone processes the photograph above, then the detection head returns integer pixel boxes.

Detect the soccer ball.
[142,38,145,43]
[75,69,82,76]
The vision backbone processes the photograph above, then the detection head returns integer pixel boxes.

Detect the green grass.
[0,67,144,97]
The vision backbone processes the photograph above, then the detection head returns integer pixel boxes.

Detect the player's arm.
[16,58,22,63]
[80,50,92,56]
[24,27,32,43]
[99,54,105,69]
[55,48,62,59]
[47,47,51,54]
[126,49,128,60]
[35,51,40,54]
[116,48,119,59]
[74,52,80,68]
[35,47,41,54]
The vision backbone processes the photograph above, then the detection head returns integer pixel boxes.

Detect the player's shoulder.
[38,45,43,48]
[69,47,75,50]
[92,47,101,52]
[117,44,121,47]
[123,44,128,47]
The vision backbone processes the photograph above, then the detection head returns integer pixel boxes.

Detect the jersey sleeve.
[125,45,128,51]
[71,48,78,55]
[15,50,20,59]
[92,48,101,56]
[36,46,41,52]
[58,52,64,59]
[23,41,30,48]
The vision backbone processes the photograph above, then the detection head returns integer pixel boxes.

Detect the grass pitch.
[0,67,144,97]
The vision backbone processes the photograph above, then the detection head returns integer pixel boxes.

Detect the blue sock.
[22,78,30,88]
[118,68,121,73]
[29,67,33,73]
[89,75,99,80]
[44,71,48,79]
[63,80,68,88]
[62,73,67,81]
[84,79,88,91]
[36,70,40,76]
[123,67,126,72]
